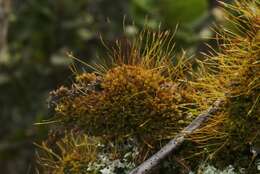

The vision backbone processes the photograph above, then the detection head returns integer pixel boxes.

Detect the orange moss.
[51,65,195,146]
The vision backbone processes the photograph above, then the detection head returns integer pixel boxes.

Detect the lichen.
[37,132,140,174]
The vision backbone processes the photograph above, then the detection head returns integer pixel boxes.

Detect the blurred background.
[0,0,231,173]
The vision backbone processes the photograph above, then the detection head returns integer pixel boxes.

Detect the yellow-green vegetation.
[37,132,140,174]
[190,0,260,170]
[37,133,100,174]
[37,0,260,173]
[49,30,195,148]
[39,30,199,174]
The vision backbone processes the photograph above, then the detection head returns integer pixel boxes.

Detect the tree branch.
[129,99,223,174]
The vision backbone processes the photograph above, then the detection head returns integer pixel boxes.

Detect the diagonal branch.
[129,99,223,174]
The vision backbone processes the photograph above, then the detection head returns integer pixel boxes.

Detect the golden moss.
[51,65,195,146]
[44,28,198,155]
[37,133,100,174]
[190,0,260,169]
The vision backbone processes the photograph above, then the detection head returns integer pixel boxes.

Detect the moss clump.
[38,30,197,174]
[50,64,194,146]
[37,133,100,174]
[37,132,141,174]
[45,30,197,156]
